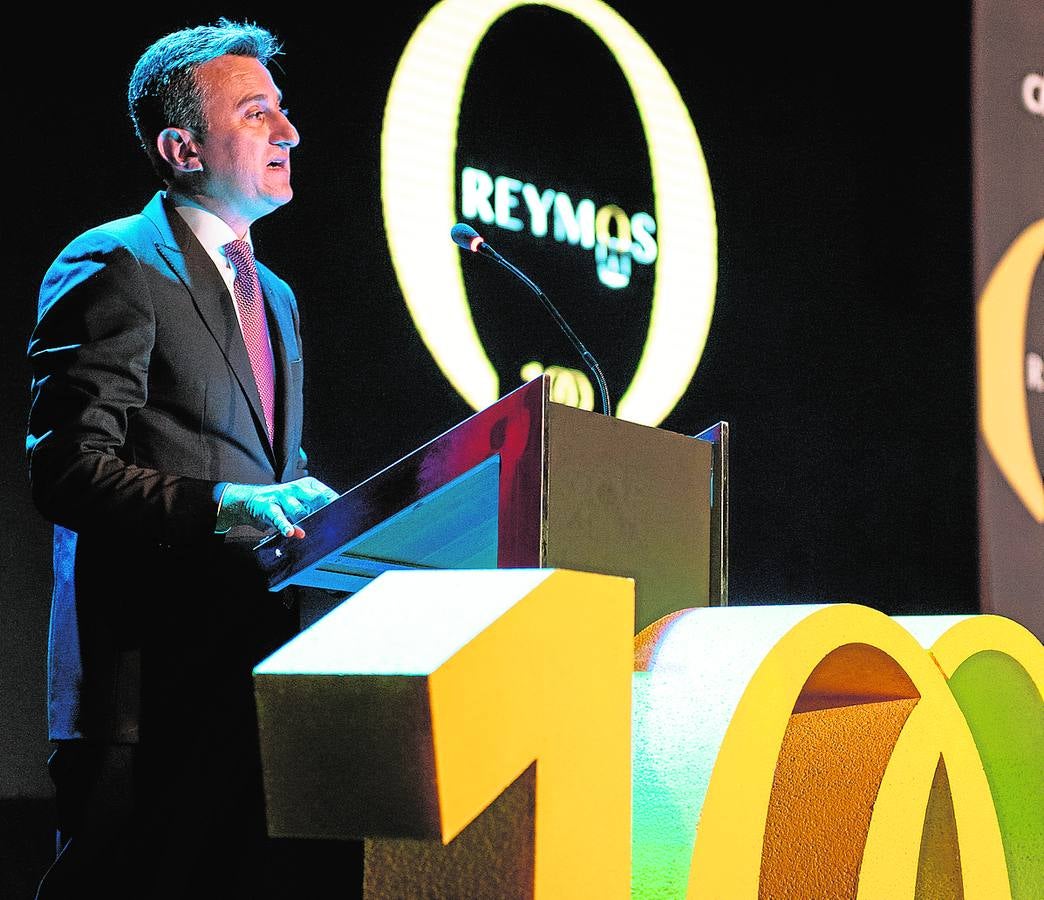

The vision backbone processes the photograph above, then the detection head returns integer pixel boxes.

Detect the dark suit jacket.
[27,191,308,744]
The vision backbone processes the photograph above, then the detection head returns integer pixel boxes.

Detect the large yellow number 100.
[255,568,1043,899]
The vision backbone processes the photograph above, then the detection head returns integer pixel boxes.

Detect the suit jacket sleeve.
[27,229,220,545]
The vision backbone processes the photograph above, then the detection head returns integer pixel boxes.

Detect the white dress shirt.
[168,191,260,334]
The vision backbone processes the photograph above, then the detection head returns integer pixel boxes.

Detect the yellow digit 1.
[254,567,634,898]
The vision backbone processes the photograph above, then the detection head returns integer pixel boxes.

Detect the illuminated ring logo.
[381,0,717,426]
[977,219,1044,522]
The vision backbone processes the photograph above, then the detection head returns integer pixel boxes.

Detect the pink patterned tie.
[223,239,276,446]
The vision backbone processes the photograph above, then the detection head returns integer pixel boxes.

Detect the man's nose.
[272,112,300,149]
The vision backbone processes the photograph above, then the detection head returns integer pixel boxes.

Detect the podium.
[252,377,730,895]
[254,374,728,631]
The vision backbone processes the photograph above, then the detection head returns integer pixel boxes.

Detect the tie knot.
[223,238,255,272]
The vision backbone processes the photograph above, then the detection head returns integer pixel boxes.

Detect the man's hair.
[128,18,283,182]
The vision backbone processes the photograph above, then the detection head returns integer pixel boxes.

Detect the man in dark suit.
[26,19,341,898]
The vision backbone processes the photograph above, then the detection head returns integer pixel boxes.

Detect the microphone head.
[450,222,483,251]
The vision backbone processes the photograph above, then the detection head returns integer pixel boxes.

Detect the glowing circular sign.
[381,0,717,426]
[978,219,1044,522]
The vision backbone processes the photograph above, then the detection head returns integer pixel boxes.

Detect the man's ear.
[157,127,203,174]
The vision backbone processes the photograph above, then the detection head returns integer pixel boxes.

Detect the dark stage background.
[2,3,978,891]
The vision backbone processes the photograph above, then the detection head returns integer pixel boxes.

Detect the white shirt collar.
[167,190,253,264]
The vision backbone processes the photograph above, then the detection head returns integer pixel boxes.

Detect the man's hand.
[215,477,340,538]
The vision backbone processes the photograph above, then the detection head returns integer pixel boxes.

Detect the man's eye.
[247,110,264,120]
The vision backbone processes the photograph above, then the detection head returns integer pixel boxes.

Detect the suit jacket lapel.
[142,192,276,467]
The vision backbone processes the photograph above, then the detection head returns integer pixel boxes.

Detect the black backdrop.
[3,2,977,813]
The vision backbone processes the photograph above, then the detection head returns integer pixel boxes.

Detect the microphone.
[450,223,612,417]
[451,222,496,257]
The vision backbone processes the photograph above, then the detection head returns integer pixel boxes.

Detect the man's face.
[191,54,299,231]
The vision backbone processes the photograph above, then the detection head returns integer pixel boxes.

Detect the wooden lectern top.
[254,375,727,632]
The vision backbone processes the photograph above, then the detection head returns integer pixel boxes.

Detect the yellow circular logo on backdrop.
[381,0,717,426]
[978,219,1044,522]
